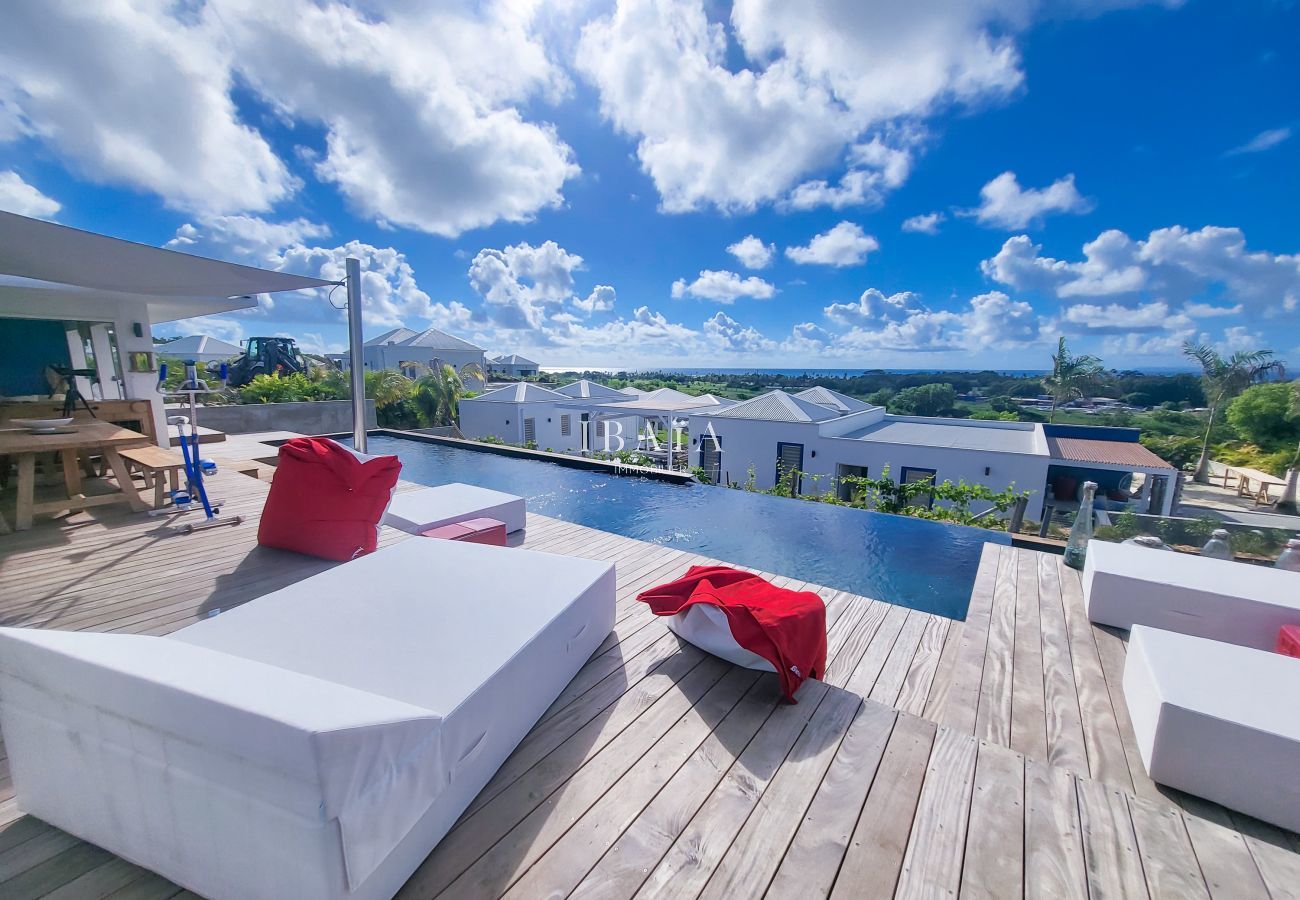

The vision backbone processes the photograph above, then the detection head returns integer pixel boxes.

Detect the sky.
[1,0,1297,371]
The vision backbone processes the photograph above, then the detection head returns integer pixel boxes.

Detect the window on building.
[523,418,536,444]
[836,464,868,503]
[700,434,722,483]
[900,466,937,509]
[596,419,606,438]
[775,442,804,495]
[560,414,571,436]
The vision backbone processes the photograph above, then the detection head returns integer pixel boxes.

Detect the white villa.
[153,334,244,362]
[458,381,730,456]
[332,326,487,377]
[687,388,1178,520]
[487,354,540,377]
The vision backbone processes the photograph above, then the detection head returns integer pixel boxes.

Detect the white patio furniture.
[1124,626,1300,832]
[383,482,526,534]
[0,538,615,900]
[1083,540,1300,650]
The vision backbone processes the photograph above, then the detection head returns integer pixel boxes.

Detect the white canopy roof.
[0,211,334,322]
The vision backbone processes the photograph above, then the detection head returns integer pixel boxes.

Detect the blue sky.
[1,0,1297,370]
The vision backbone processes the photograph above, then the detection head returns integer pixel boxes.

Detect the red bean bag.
[258,438,402,561]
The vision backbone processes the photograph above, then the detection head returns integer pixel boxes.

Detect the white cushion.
[0,539,615,900]
[0,628,443,896]
[382,483,526,534]
[1124,626,1300,832]
[1084,540,1300,650]
[668,604,775,672]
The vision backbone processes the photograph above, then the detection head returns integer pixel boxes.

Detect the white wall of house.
[0,294,167,445]
[362,344,485,373]
[688,412,1051,520]
[460,396,642,453]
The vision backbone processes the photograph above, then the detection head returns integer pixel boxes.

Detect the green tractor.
[226,337,311,388]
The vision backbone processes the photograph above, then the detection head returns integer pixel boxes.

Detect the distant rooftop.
[699,390,839,423]
[470,382,568,403]
[556,379,629,400]
[1048,435,1175,470]
[793,386,873,415]
[491,354,538,366]
[154,334,243,357]
[366,326,483,353]
[840,417,1041,454]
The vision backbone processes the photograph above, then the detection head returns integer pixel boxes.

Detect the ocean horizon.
[538,366,1200,377]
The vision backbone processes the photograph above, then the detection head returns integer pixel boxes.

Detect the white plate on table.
[8,417,76,434]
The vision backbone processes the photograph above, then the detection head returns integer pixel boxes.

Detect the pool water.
[360,435,1009,620]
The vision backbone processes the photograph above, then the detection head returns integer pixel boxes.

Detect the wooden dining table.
[0,421,152,532]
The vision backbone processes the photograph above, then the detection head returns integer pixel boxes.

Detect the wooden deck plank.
[958,740,1025,900]
[633,681,831,900]
[894,726,980,899]
[1035,552,1090,777]
[830,714,937,899]
[1010,547,1048,762]
[1024,759,1088,900]
[766,700,898,900]
[974,547,1017,747]
[1,463,1296,899]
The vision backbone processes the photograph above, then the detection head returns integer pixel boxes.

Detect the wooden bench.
[119,446,186,509]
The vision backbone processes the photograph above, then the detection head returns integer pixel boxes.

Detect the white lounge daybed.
[1083,540,1300,650]
[1124,625,1300,832]
[383,482,526,534]
[0,538,614,900]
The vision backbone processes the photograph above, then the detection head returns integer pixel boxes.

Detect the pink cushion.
[419,517,506,546]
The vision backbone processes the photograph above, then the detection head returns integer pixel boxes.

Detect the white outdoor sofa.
[1125,626,1300,832]
[383,483,527,534]
[0,538,615,900]
[1083,540,1300,650]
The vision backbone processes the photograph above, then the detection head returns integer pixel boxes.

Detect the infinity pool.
[360,435,1009,619]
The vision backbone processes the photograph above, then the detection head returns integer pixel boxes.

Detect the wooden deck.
[0,466,1297,898]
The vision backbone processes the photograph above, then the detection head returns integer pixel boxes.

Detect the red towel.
[638,566,827,702]
[258,438,402,561]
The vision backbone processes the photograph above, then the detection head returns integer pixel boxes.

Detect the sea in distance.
[540,366,1199,377]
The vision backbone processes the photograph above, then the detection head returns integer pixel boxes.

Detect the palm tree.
[1274,380,1300,514]
[1042,337,1106,423]
[363,369,413,410]
[1182,341,1284,483]
[413,363,467,426]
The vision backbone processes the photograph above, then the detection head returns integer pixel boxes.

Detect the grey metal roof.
[493,354,538,365]
[793,386,872,414]
[154,334,243,356]
[471,383,569,403]
[556,379,629,399]
[366,326,483,352]
[839,417,1042,454]
[698,391,838,423]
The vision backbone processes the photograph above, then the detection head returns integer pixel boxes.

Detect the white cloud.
[967,171,1092,229]
[209,0,578,237]
[1182,302,1242,318]
[1062,300,1188,333]
[671,270,777,303]
[784,135,917,211]
[786,221,878,267]
[166,215,452,329]
[726,235,776,269]
[0,170,60,218]
[1226,127,1291,156]
[0,1,294,215]
[983,225,1300,313]
[575,0,1029,213]
[573,284,616,315]
[815,288,1045,353]
[469,241,588,330]
[0,1,578,234]
[901,212,945,235]
[702,311,777,353]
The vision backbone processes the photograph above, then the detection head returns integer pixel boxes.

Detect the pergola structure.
[1046,433,1179,517]
[0,212,361,446]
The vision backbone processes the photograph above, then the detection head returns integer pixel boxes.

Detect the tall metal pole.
[345,257,367,453]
